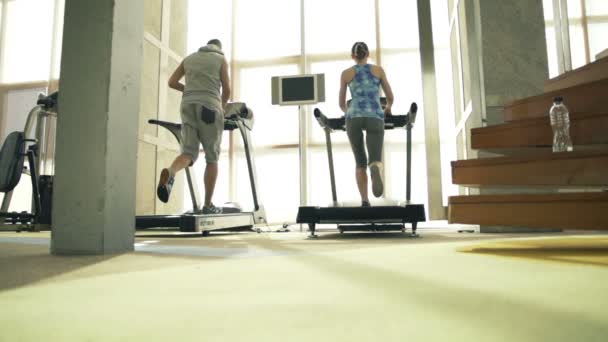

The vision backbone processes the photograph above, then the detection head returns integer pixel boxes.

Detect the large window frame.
[0,0,64,137]
[544,0,608,77]
[213,0,447,223]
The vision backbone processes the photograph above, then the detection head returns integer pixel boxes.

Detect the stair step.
[448,192,608,230]
[471,112,608,149]
[451,150,608,187]
[544,56,608,93]
[505,78,608,121]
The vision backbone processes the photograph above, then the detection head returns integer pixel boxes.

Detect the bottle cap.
[554,96,563,103]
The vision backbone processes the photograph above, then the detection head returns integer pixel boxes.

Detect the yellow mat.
[461,236,608,267]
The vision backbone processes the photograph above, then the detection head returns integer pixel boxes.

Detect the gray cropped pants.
[345,117,384,168]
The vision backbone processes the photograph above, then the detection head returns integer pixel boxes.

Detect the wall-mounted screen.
[271,74,325,106]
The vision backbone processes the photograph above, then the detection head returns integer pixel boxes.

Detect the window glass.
[545,26,560,78]
[188,0,233,60]
[1,0,55,83]
[568,24,587,69]
[381,52,425,144]
[310,60,354,144]
[237,64,300,147]
[309,147,365,206]
[235,149,300,224]
[586,0,608,15]
[51,0,65,80]
[588,22,608,60]
[384,144,429,210]
[305,0,376,55]
[234,0,300,60]
[379,0,420,50]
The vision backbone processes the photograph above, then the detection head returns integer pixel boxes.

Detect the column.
[51,0,144,254]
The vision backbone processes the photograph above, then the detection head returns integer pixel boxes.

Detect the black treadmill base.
[338,224,406,232]
[297,204,426,238]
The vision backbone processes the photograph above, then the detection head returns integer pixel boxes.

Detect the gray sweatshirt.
[181,44,225,112]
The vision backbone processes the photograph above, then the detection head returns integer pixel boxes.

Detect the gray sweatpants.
[346,117,384,168]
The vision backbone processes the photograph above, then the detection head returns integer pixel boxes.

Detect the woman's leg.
[365,118,385,197]
[346,118,369,204]
[355,167,369,204]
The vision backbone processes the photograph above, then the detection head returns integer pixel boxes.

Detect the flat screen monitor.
[271,74,325,106]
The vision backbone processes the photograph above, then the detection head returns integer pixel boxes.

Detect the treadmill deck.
[136,212,255,234]
[296,204,426,237]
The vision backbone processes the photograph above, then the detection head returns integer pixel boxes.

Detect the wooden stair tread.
[451,150,608,187]
[505,78,608,121]
[544,56,608,93]
[452,150,608,167]
[471,112,608,149]
[448,192,608,230]
[474,112,606,133]
[449,192,608,204]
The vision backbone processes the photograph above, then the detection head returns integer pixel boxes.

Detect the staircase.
[448,57,608,231]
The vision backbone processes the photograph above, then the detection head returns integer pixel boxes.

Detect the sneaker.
[202,204,222,215]
[369,162,384,198]
[156,168,174,203]
[362,200,371,207]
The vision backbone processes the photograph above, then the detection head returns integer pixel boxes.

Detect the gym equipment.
[296,100,426,238]
[0,92,58,231]
[135,103,267,236]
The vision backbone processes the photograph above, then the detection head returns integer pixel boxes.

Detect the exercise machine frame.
[296,102,426,237]
[135,104,266,235]
[1,93,57,232]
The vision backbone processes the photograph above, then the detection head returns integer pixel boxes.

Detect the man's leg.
[157,153,193,203]
[204,162,218,207]
[199,106,224,214]
[169,153,193,176]
[157,119,199,203]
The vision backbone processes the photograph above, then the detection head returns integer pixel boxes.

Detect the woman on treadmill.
[339,41,394,207]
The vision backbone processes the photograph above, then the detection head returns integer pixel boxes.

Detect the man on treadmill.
[156,39,231,214]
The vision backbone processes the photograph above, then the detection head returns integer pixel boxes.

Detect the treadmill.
[135,103,267,236]
[297,101,426,238]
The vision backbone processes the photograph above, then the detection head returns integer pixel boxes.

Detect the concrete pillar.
[51,0,144,255]
[417,0,444,220]
[478,0,549,126]
[474,0,552,233]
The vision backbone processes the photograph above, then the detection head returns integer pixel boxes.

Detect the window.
[238,65,300,147]
[543,0,608,78]
[187,0,233,59]
[234,0,300,61]
[185,0,456,223]
[305,0,375,55]
[1,0,56,83]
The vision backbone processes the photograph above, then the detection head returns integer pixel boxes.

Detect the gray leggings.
[346,117,384,168]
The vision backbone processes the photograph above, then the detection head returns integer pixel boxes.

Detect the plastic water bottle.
[549,96,573,152]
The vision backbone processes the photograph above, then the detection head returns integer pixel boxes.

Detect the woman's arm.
[339,70,349,113]
[168,61,185,92]
[379,67,394,115]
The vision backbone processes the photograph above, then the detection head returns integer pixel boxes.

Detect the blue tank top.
[346,64,384,120]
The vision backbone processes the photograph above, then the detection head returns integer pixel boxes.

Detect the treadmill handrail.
[148,119,182,143]
[313,108,415,131]
[147,111,263,217]
[314,102,419,204]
